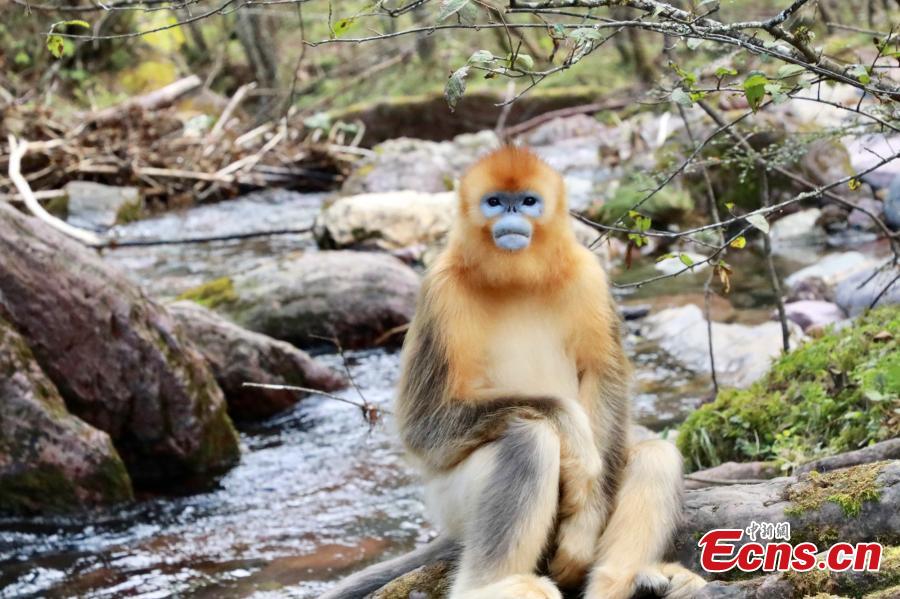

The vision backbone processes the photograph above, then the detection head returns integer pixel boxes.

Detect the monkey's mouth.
[494,232,531,251]
[492,217,533,251]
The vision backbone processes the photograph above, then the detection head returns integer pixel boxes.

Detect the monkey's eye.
[486,196,501,207]
[523,196,538,207]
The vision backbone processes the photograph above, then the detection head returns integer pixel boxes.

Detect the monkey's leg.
[430,418,563,599]
[584,439,705,599]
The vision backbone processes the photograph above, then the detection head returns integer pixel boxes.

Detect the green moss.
[86,452,134,504]
[786,462,885,517]
[591,172,694,226]
[45,194,69,219]
[678,307,900,471]
[114,199,144,224]
[786,546,900,597]
[192,404,240,473]
[176,277,238,309]
[0,465,78,514]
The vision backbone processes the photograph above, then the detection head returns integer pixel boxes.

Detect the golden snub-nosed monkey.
[320,146,706,599]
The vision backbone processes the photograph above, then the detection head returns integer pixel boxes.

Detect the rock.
[631,293,738,323]
[341,133,499,196]
[886,173,900,230]
[784,251,877,292]
[642,304,803,388]
[848,196,887,231]
[780,300,845,333]
[371,562,452,599]
[684,461,779,490]
[848,133,900,190]
[796,439,900,476]
[315,191,456,251]
[103,189,327,299]
[0,318,133,514]
[0,203,239,486]
[64,181,142,230]
[168,301,347,421]
[769,208,826,255]
[835,263,900,316]
[177,251,421,350]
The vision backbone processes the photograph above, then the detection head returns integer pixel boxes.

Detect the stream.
[0,188,816,599]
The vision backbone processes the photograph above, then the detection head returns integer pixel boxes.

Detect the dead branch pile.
[0,77,363,208]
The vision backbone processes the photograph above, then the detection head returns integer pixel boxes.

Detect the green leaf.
[468,50,494,64]
[729,236,747,249]
[437,0,471,22]
[848,64,871,85]
[444,66,469,112]
[14,50,30,66]
[63,19,90,29]
[745,213,769,234]
[715,66,738,78]
[656,252,675,262]
[777,64,806,78]
[46,34,65,58]
[679,253,695,267]
[671,87,693,107]
[332,17,355,36]
[508,53,534,70]
[670,62,697,85]
[724,202,735,212]
[742,71,768,111]
[569,27,602,42]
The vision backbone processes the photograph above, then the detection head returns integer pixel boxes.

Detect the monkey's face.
[479,191,544,252]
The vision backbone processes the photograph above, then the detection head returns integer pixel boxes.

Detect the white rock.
[642,304,804,389]
[785,251,877,289]
[315,191,456,251]
[769,208,825,253]
[64,181,141,231]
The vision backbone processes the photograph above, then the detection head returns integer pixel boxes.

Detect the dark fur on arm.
[397,312,564,473]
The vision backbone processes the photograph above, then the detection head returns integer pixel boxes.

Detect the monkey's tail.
[318,536,460,599]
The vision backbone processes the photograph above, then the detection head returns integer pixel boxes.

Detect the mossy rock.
[786,461,885,518]
[785,546,900,598]
[177,276,238,309]
[590,173,694,226]
[678,307,900,472]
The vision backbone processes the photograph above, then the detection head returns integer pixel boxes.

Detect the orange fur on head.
[447,146,578,292]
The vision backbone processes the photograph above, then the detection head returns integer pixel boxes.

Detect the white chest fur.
[480,298,580,401]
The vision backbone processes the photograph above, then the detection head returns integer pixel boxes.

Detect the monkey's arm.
[396,303,600,482]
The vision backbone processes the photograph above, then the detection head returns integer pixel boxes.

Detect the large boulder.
[835,263,900,316]
[314,191,610,265]
[169,301,347,421]
[769,208,826,257]
[0,317,133,514]
[0,203,239,486]
[177,251,421,349]
[642,304,803,389]
[315,191,456,251]
[784,251,878,295]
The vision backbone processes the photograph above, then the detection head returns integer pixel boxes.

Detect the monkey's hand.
[556,402,602,517]
[549,479,606,589]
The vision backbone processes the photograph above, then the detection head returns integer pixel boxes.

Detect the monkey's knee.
[456,419,561,587]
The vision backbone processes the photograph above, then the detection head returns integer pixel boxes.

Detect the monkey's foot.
[586,563,706,599]
[452,574,563,599]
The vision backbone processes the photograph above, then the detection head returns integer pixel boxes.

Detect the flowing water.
[0,188,821,598]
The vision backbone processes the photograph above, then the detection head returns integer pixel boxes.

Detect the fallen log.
[88,75,202,124]
[334,460,900,599]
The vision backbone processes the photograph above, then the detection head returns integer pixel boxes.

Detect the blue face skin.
[479,191,544,251]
